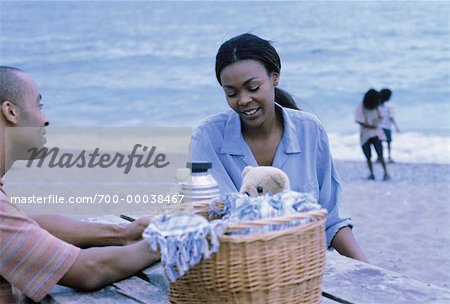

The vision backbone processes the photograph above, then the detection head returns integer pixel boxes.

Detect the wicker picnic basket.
[169,202,327,304]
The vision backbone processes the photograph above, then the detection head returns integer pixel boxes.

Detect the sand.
[334,160,450,289]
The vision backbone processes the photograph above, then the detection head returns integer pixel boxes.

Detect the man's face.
[16,72,48,124]
[7,72,49,160]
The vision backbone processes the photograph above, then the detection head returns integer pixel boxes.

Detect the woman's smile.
[240,107,261,119]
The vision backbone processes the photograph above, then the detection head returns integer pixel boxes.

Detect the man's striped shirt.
[0,184,80,303]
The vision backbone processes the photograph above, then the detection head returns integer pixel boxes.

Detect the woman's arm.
[356,121,377,129]
[313,121,367,262]
[331,226,368,263]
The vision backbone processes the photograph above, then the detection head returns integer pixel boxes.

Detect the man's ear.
[272,72,280,86]
[1,101,19,124]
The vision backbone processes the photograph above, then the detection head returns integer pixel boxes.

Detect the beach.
[334,160,450,289]
[2,2,450,302]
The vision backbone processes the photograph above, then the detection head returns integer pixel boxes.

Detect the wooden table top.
[42,214,450,304]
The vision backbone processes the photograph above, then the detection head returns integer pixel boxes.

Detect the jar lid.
[186,162,212,173]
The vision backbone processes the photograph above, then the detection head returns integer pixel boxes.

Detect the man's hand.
[121,216,152,245]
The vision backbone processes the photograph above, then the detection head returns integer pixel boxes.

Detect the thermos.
[179,162,221,202]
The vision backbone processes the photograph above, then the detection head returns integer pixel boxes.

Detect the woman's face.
[219,59,279,129]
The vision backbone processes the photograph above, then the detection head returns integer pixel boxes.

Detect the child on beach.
[354,89,390,181]
[379,88,400,163]
[190,33,368,262]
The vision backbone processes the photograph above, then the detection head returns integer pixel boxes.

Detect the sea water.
[1,0,449,164]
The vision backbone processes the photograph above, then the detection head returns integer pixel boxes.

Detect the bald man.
[0,66,159,303]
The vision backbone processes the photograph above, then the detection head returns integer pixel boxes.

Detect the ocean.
[1,0,449,164]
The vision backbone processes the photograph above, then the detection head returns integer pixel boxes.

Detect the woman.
[354,89,390,181]
[191,33,368,262]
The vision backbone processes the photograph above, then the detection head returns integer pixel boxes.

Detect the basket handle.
[225,209,327,232]
[193,200,224,211]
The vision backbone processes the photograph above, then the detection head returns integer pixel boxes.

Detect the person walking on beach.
[379,88,400,163]
[354,89,390,181]
[0,66,160,303]
[191,33,368,263]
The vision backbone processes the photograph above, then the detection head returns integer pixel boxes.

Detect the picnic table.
[42,214,450,304]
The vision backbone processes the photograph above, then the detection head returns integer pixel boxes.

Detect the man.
[0,66,160,303]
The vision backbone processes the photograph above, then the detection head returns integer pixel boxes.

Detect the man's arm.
[331,226,368,263]
[59,240,160,291]
[30,214,150,247]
